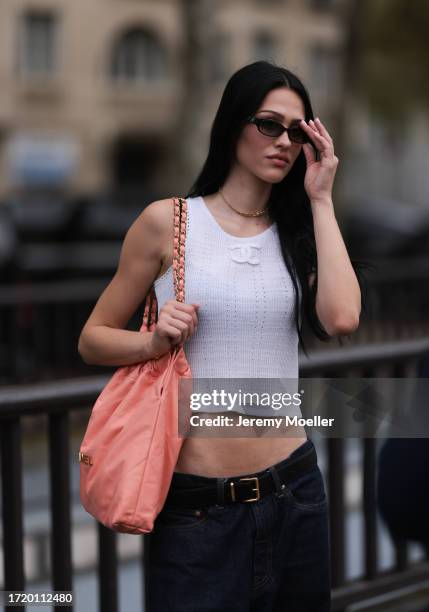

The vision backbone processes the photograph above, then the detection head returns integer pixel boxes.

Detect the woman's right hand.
[150,300,200,357]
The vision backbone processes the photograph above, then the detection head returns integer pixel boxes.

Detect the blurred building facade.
[0,0,346,205]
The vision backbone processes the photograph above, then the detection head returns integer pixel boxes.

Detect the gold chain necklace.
[218,189,268,217]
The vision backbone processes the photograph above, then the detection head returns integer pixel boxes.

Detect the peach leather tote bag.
[79,197,192,534]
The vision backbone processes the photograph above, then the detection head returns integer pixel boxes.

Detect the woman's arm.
[299,117,361,337]
[77,199,171,366]
[311,197,361,337]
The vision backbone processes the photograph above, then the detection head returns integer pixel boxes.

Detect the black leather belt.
[163,444,317,509]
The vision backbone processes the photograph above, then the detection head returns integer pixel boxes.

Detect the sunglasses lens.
[258,119,283,137]
[288,126,308,144]
[255,118,308,144]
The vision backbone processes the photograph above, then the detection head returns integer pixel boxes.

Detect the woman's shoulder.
[134,197,176,240]
[140,196,190,235]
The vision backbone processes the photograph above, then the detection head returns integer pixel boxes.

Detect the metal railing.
[1,254,429,384]
[300,337,429,610]
[1,338,429,611]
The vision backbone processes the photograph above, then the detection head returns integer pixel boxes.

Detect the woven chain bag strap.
[140,197,187,334]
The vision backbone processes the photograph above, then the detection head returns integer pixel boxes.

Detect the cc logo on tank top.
[228,244,261,265]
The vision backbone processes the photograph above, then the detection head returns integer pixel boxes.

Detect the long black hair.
[185,60,368,357]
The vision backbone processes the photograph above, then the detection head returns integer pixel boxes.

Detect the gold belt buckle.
[230,476,260,503]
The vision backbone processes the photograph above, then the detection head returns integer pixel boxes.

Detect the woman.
[78,61,363,611]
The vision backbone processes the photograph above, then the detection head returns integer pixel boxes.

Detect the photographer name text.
[189,415,335,428]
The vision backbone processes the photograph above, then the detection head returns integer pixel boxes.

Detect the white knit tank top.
[155,196,301,416]
[153,195,302,415]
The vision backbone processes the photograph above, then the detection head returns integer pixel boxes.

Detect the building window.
[18,11,58,77]
[308,43,342,97]
[253,31,277,62]
[110,28,168,83]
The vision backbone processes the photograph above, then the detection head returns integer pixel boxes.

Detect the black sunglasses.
[246,115,311,145]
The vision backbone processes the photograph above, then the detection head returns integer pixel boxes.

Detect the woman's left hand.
[300,117,339,205]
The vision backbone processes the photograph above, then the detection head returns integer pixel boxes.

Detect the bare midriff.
[174,411,307,478]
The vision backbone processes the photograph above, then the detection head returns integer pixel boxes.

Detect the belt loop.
[267,465,286,497]
[216,478,226,508]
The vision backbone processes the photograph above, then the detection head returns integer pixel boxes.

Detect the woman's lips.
[268,157,288,167]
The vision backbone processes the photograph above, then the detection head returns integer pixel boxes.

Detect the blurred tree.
[360,0,429,121]
[332,0,428,210]
[163,0,214,195]
[324,0,369,210]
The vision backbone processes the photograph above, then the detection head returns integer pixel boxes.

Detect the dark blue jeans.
[146,439,331,611]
